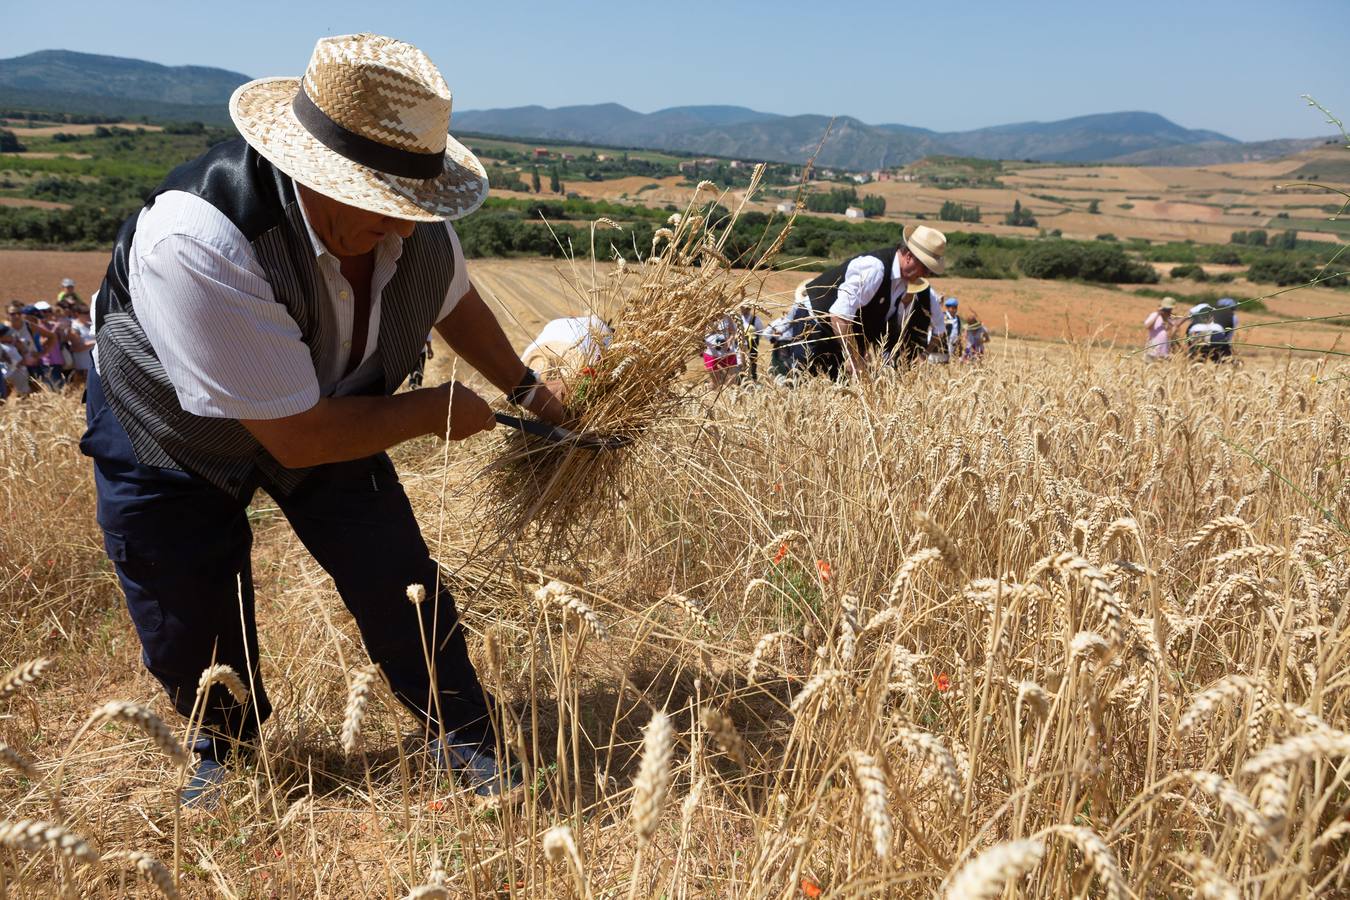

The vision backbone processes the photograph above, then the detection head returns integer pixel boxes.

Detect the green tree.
[549,166,562,194]
[531,166,542,193]
[0,129,24,153]
[1087,199,1100,214]
[1004,200,1038,228]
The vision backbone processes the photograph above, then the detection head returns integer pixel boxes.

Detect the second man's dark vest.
[93,138,454,499]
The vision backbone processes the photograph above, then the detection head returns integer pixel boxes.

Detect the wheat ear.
[0,819,97,865]
[0,658,51,698]
[196,664,248,704]
[87,701,189,767]
[631,710,674,844]
[543,823,588,895]
[102,849,181,899]
[1045,826,1127,900]
[341,665,379,755]
[0,743,39,782]
[1241,731,1350,776]
[945,837,1046,899]
[848,750,892,860]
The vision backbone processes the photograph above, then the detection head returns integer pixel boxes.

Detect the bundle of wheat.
[478,166,793,543]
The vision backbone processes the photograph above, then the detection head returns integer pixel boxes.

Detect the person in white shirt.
[81,34,566,807]
[799,225,947,379]
[520,314,613,380]
[1186,304,1224,361]
[0,325,22,400]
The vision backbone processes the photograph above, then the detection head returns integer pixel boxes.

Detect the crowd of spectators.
[1,278,96,401]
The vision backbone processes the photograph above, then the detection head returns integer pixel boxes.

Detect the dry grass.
[4,266,1350,896]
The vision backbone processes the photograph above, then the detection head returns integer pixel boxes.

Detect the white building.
[844,206,865,219]
[775,200,796,214]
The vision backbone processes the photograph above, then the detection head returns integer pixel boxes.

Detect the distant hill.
[0,50,247,125]
[1105,136,1334,166]
[0,49,1313,168]
[456,104,1245,169]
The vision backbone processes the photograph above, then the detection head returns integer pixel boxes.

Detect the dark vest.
[805,246,900,353]
[94,138,453,499]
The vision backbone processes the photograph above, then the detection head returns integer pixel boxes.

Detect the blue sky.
[4,0,1348,142]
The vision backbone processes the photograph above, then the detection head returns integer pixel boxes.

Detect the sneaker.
[180,739,228,808]
[428,734,524,800]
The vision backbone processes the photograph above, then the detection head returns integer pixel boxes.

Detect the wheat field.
[3,329,1350,897]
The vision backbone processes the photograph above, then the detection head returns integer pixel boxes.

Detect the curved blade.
[493,412,631,451]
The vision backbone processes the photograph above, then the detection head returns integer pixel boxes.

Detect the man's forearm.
[241,386,449,469]
[437,285,526,394]
[830,315,866,376]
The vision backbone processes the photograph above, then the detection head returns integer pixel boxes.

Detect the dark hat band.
[292,87,444,180]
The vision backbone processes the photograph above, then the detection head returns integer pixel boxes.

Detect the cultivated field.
[4,250,1346,361]
[2,174,1350,897]
[3,334,1350,897]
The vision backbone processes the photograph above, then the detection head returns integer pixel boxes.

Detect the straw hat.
[902,224,947,275]
[905,277,930,295]
[1160,296,1176,310]
[229,33,488,222]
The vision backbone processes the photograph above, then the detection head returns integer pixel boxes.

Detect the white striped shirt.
[101,188,469,420]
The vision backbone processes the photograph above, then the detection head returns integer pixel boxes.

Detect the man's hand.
[444,381,497,440]
[524,381,568,426]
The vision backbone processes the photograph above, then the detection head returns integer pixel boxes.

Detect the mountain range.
[0,50,1329,168]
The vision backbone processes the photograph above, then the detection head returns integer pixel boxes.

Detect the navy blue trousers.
[80,370,494,756]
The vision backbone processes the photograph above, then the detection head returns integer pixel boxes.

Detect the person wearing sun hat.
[1143,296,1180,361]
[798,224,947,379]
[56,277,81,306]
[81,34,564,807]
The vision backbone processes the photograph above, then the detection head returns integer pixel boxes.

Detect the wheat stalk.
[848,750,892,860]
[196,664,248,704]
[0,818,97,865]
[86,701,189,767]
[341,665,379,755]
[0,657,51,698]
[945,837,1045,899]
[102,849,181,899]
[543,823,588,896]
[631,710,673,844]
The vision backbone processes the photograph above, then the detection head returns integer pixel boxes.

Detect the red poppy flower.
[773,543,788,565]
[426,799,447,812]
[801,877,823,898]
[580,366,597,377]
[772,482,783,493]
[816,560,832,583]
[935,672,951,692]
